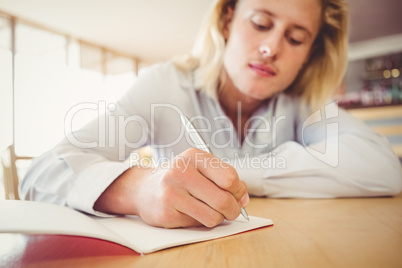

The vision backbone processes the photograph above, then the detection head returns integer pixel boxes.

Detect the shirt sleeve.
[19,145,130,217]
[234,104,402,198]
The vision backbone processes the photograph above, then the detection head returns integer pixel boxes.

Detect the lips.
[248,63,277,77]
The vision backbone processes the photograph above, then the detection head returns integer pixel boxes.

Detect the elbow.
[342,157,402,197]
[374,147,402,196]
[386,167,402,195]
[18,166,36,201]
[18,153,71,205]
[346,144,402,196]
[378,154,402,196]
[361,163,402,197]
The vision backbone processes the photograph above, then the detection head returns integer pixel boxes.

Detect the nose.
[260,30,283,60]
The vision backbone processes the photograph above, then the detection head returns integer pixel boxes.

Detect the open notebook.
[0,200,273,254]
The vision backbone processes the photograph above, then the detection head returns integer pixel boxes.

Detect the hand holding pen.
[181,115,250,221]
[96,115,249,229]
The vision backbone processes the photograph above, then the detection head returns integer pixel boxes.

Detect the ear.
[223,6,235,40]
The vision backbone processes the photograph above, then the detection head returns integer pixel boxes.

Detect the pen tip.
[241,208,249,221]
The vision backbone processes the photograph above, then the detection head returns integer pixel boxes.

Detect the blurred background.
[0,0,401,199]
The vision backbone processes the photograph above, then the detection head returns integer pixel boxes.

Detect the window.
[0,15,12,155]
[0,16,140,157]
[14,22,68,156]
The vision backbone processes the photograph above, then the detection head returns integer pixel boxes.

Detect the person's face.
[222,0,322,101]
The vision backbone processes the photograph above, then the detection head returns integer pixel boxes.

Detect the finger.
[182,170,241,221]
[140,183,215,228]
[174,190,225,228]
[162,212,203,229]
[189,149,248,203]
[239,180,250,207]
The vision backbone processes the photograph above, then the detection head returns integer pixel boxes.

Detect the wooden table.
[1,194,402,268]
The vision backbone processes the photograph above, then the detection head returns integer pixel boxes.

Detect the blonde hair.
[174,0,349,109]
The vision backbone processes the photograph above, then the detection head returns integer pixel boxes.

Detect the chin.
[239,88,276,102]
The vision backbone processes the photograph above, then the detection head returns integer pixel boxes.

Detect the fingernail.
[240,193,249,207]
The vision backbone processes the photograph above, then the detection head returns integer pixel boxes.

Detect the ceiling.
[0,0,401,63]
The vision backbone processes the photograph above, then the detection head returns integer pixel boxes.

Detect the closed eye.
[288,37,302,45]
[249,11,273,32]
[252,22,272,31]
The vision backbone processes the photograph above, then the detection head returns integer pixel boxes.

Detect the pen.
[180,115,250,221]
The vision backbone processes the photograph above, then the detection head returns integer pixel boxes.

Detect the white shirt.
[20,61,402,216]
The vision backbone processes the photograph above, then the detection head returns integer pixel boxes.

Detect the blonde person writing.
[21,0,402,228]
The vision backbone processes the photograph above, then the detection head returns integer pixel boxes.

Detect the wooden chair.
[1,145,32,200]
